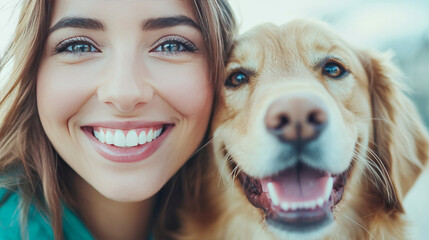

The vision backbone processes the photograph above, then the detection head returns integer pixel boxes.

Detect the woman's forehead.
[50,0,198,30]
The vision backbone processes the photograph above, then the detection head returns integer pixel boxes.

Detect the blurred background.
[1,0,429,238]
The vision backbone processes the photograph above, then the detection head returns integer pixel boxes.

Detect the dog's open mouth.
[237,163,348,231]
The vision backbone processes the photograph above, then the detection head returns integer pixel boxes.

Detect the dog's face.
[211,20,428,239]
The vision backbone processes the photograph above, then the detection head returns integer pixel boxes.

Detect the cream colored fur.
[179,20,429,240]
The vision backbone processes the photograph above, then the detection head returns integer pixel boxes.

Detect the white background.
[1,0,429,239]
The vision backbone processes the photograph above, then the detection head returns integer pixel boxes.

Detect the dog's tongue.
[261,164,331,203]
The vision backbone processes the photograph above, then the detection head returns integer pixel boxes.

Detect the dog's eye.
[225,72,249,88]
[322,62,347,79]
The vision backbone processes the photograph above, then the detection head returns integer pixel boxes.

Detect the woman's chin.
[95,180,163,203]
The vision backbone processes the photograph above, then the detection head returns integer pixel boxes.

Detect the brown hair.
[0,0,236,239]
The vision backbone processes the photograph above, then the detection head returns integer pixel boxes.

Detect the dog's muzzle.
[234,94,349,232]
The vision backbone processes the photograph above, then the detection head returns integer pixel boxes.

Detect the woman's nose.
[98,57,153,113]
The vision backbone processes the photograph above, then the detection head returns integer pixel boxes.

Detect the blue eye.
[225,71,249,88]
[155,42,186,52]
[55,37,100,54]
[322,61,348,79]
[152,37,197,55]
[64,43,98,53]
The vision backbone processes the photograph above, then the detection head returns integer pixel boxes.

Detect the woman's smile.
[82,122,173,163]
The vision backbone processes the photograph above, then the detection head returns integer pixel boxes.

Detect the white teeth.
[155,128,162,138]
[139,131,147,144]
[280,199,323,211]
[269,177,334,212]
[126,130,138,147]
[94,130,100,139]
[308,201,317,209]
[303,201,311,209]
[147,129,154,142]
[93,127,163,147]
[98,130,106,143]
[105,130,114,144]
[113,130,126,147]
[267,182,279,206]
[324,177,334,200]
[316,197,324,208]
[281,202,290,211]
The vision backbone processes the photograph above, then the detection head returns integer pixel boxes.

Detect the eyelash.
[54,36,100,55]
[151,36,198,55]
[53,36,198,56]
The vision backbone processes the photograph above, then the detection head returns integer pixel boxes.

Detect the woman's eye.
[64,43,98,53]
[55,37,100,54]
[322,61,348,79]
[156,42,185,52]
[152,38,197,54]
[225,71,249,88]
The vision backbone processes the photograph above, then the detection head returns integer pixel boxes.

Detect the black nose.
[265,94,328,145]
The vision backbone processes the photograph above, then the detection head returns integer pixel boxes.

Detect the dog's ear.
[361,50,429,212]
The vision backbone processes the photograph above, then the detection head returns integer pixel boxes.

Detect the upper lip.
[82,121,171,130]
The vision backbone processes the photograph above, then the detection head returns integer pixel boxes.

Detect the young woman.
[0,0,236,239]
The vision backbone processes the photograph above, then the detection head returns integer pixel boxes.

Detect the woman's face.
[37,0,212,202]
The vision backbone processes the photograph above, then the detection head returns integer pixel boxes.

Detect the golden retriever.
[178,19,429,240]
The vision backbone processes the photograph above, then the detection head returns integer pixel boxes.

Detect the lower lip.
[83,125,173,163]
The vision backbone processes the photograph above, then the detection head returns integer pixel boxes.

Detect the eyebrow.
[49,17,104,34]
[141,16,200,31]
[48,15,200,35]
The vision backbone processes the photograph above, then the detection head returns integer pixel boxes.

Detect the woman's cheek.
[148,60,213,116]
[37,61,98,123]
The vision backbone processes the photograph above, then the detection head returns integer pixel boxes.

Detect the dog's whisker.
[356,155,383,190]
[341,214,377,240]
[355,144,387,180]
[356,142,396,204]
[351,147,393,202]
[231,164,240,183]
[328,232,338,240]
[217,148,231,187]
[190,137,215,158]
[216,143,244,190]
[357,154,389,197]
[362,117,395,126]
[219,152,233,187]
[353,142,393,200]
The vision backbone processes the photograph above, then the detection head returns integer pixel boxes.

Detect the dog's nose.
[265,95,328,144]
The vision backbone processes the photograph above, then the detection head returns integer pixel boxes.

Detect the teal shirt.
[0,188,93,240]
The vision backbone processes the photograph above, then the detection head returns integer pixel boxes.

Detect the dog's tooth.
[105,130,114,144]
[324,176,334,200]
[267,182,279,206]
[291,202,298,210]
[316,197,324,208]
[126,130,138,147]
[304,201,311,209]
[281,202,290,211]
[308,200,317,209]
